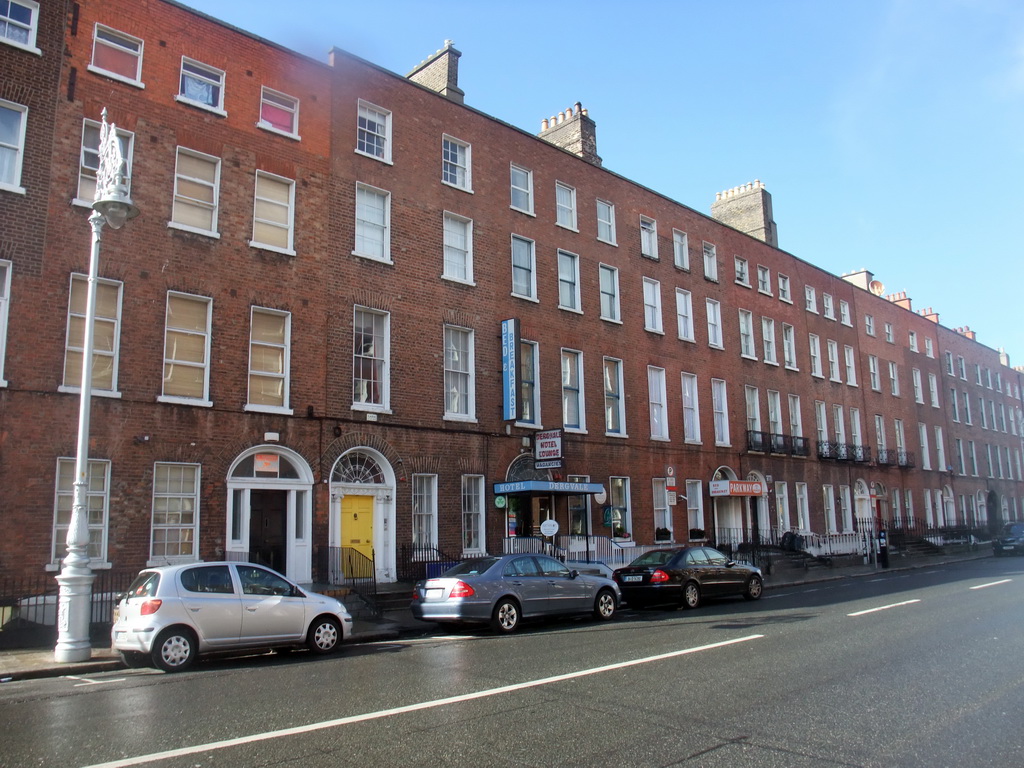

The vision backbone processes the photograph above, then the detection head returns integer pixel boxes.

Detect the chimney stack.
[711,180,778,248]
[538,102,601,166]
[407,40,464,104]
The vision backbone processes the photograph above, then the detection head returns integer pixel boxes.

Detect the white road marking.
[848,599,921,617]
[970,579,1012,590]
[80,634,764,768]
[67,676,127,687]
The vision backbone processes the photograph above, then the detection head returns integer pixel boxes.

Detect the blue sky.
[182,0,1024,365]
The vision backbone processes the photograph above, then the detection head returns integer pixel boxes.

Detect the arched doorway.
[711,466,741,547]
[853,479,871,525]
[329,448,397,583]
[941,485,955,526]
[226,446,314,583]
[745,470,769,543]
[871,481,888,524]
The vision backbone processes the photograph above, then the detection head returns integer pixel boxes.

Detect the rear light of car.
[650,569,669,583]
[140,599,162,615]
[448,581,475,598]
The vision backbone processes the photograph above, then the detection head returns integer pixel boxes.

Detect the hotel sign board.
[534,429,562,462]
[709,480,764,497]
[501,319,520,421]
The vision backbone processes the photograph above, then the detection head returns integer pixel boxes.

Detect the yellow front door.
[341,495,374,561]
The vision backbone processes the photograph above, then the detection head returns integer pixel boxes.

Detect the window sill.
[763,360,779,367]
[441,180,473,194]
[563,427,588,435]
[779,297,793,305]
[2,39,41,55]
[758,289,773,297]
[640,253,659,262]
[58,386,122,399]
[443,414,478,424]
[174,95,226,117]
[600,316,623,325]
[645,328,665,336]
[514,421,543,430]
[510,206,535,217]
[597,237,617,247]
[169,221,220,239]
[87,65,144,89]
[605,432,629,439]
[157,395,213,407]
[0,183,26,195]
[354,149,393,165]
[250,241,296,257]
[441,275,476,287]
[352,251,393,265]
[740,353,758,361]
[352,403,392,415]
[245,404,294,415]
[257,122,300,141]
[559,305,584,315]
[511,292,540,303]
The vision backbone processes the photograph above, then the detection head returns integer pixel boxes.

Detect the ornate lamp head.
[92,108,139,229]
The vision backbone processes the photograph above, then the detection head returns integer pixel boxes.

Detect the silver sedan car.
[111,562,353,672]
[410,554,620,633]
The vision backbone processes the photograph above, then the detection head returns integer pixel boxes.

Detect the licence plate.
[1003,546,1014,551]
[112,606,120,623]
[425,588,443,599]
[622,575,643,583]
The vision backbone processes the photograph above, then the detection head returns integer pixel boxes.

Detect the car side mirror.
[569,569,579,579]
[726,560,737,568]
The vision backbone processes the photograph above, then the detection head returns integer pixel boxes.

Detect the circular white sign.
[540,519,559,537]
[593,490,607,505]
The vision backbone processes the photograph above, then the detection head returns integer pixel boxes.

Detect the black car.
[993,523,1024,556]
[613,546,763,609]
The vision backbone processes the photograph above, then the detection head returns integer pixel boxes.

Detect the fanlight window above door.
[332,452,385,484]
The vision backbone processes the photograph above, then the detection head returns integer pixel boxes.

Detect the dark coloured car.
[410,554,620,633]
[993,523,1024,556]
[613,546,763,609]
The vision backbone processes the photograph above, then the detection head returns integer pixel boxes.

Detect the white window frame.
[686,480,704,534]
[89,24,144,87]
[782,323,797,369]
[681,372,701,444]
[510,163,534,214]
[789,394,803,438]
[868,355,880,391]
[734,256,750,286]
[245,307,291,414]
[844,345,857,386]
[250,170,295,255]
[561,348,586,432]
[757,265,771,295]
[673,229,689,269]
[919,423,932,470]
[822,293,835,319]
[356,99,392,163]
[150,462,201,564]
[599,264,620,322]
[555,181,577,230]
[352,306,390,413]
[461,475,485,556]
[0,259,10,386]
[603,356,626,437]
[175,57,226,115]
[924,338,934,358]
[442,135,472,191]
[0,0,40,54]
[739,309,756,358]
[804,285,818,313]
[865,314,875,336]
[511,234,537,300]
[929,373,940,407]
[702,242,718,281]
[778,274,791,303]
[608,477,632,540]
[443,325,476,422]
[442,212,474,284]
[411,474,438,549]
[596,199,616,244]
[640,215,658,260]
[653,478,671,541]
[158,291,212,406]
[648,366,669,440]
[353,182,390,263]
[675,288,694,341]
[61,274,123,397]
[884,322,894,343]
[762,317,777,365]
[839,300,851,326]
[643,277,663,333]
[170,147,220,236]
[712,378,730,446]
[889,361,900,396]
[558,249,582,312]
[0,99,28,194]
[908,330,919,352]
[912,368,924,403]
[827,339,840,382]
[706,299,723,348]
[51,457,110,568]
[808,334,822,378]
[259,87,300,139]
[745,385,762,433]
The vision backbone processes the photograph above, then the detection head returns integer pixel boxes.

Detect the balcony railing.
[747,430,769,452]
[791,436,810,457]
[878,448,914,467]
[769,433,790,454]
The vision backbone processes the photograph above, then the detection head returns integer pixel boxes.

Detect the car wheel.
[307,616,342,654]
[744,575,764,601]
[119,650,149,669]
[682,581,701,609]
[491,598,520,633]
[593,589,616,620]
[151,627,197,673]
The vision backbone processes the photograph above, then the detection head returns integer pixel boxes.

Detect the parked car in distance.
[111,562,353,672]
[993,522,1024,556]
[410,554,620,633]
[613,547,763,609]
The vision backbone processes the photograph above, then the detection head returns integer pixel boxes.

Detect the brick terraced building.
[1,0,1022,588]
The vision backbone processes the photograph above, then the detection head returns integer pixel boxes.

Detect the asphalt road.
[1,558,1022,768]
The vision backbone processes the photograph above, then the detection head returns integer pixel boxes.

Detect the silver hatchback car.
[111,562,353,672]
[410,554,620,633]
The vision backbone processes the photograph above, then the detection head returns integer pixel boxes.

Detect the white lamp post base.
[54,567,97,663]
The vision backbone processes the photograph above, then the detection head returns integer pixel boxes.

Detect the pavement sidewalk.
[0,551,989,682]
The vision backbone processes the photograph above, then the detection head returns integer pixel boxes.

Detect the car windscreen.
[444,558,500,577]
[126,571,160,598]
[629,550,676,567]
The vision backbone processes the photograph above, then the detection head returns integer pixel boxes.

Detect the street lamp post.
[54,109,138,663]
